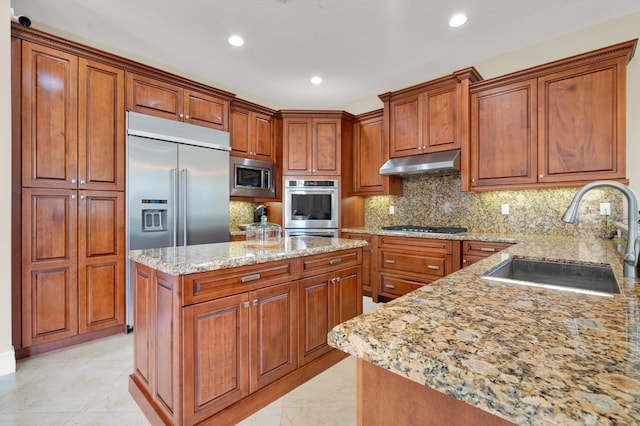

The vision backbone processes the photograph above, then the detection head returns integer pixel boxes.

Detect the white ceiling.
[11,0,640,112]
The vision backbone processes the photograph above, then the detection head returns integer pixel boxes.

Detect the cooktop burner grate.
[381,225,468,234]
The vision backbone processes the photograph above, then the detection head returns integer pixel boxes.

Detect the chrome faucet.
[562,180,639,278]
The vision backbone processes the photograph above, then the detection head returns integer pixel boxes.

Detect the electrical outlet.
[501,204,509,215]
[389,205,395,215]
[600,203,611,216]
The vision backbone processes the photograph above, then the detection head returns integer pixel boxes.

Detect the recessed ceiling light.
[310,76,323,85]
[448,14,467,27]
[228,35,244,47]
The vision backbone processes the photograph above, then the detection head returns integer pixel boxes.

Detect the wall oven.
[230,156,275,198]
[284,179,339,235]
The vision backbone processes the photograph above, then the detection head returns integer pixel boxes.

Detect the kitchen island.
[128,236,366,425]
[329,235,640,425]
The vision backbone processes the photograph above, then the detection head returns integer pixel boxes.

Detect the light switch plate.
[501,204,509,215]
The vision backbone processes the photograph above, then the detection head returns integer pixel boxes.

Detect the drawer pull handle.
[480,247,496,252]
[340,274,357,281]
[427,265,440,270]
[330,258,342,265]
[385,259,396,264]
[385,284,396,289]
[241,273,261,282]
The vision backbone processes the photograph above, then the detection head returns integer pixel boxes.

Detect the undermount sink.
[482,257,620,296]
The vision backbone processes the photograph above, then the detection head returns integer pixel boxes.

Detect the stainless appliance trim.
[284,179,339,229]
[284,229,339,238]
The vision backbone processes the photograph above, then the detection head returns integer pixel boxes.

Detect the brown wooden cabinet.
[341,233,377,300]
[380,68,481,159]
[352,110,402,196]
[131,247,362,425]
[21,41,125,191]
[378,236,461,300]
[126,72,230,131]
[280,111,354,176]
[21,188,125,346]
[15,35,127,356]
[230,100,276,162]
[462,241,514,267]
[467,40,635,191]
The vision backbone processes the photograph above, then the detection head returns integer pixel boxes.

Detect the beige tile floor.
[0,297,381,426]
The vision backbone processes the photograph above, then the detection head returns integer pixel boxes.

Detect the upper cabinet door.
[354,115,384,193]
[252,112,274,162]
[126,72,184,121]
[389,95,421,157]
[537,57,626,183]
[312,118,340,175]
[230,107,251,156]
[283,119,312,175]
[78,59,125,191]
[423,87,458,152]
[184,89,228,131]
[470,79,538,189]
[21,41,78,189]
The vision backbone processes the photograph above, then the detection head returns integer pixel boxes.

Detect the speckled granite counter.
[341,226,522,243]
[128,236,367,275]
[329,234,640,425]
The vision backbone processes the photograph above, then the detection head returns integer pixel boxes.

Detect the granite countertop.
[328,234,640,425]
[128,236,367,276]
[341,226,523,243]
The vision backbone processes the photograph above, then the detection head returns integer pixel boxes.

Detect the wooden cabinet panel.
[332,265,362,327]
[183,292,250,425]
[283,119,312,175]
[390,95,421,157]
[126,72,183,120]
[249,282,298,392]
[355,116,384,191]
[78,191,125,333]
[470,79,538,188]
[299,248,361,277]
[341,233,376,299]
[78,59,125,191]
[313,119,340,174]
[298,274,332,365]
[424,87,457,150]
[133,264,152,387]
[21,41,78,189]
[381,251,447,278]
[253,113,274,161]
[184,89,228,130]
[538,58,626,183]
[21,188,78,346]
[281,113,350,176]
[379,273,431,298]
[231,105,275,162]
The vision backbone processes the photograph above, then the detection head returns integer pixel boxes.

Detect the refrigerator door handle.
[182,168,188,246]
[172,167,178,247]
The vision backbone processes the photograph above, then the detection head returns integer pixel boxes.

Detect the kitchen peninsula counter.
[328,234,640,425]
[128,237,366,425]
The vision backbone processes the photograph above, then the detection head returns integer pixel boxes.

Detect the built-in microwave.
[230,156,276,198]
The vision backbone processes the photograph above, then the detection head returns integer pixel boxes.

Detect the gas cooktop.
[381,225,468,234]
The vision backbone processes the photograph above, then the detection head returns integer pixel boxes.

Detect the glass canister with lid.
[246,215,283,249]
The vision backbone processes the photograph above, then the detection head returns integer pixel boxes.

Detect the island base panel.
[357,359,517,426]
[131,349,347,425]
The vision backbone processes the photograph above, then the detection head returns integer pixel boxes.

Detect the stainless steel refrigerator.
[126,111,230,329]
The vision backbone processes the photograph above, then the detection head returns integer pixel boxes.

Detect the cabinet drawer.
[378,236,452,254]
[380,250,446,278]
[299,248,362,277]
[462,241,513,257]
[379,273,433,298]
[183,259,296,305]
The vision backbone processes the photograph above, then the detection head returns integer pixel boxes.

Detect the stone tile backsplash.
[364,174,625,238]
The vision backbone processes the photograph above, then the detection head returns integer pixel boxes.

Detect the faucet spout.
[562,180,639,278]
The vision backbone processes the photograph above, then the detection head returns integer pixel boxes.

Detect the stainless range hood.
[379,149,461,176]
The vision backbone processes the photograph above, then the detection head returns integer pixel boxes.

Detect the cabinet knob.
[80,195,86,200]
[462,259,467,264]
[185,115,190,119]
[312,169,317,172]
[179,113,184,118]
[539,174,544,178]
[252,299,258,306]
[71,179,77,184]
[471,178,475,183]
[80,180,86,185]
[71,194,77,199]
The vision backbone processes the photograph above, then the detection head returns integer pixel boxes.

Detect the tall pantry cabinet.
[13,36,126,357]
